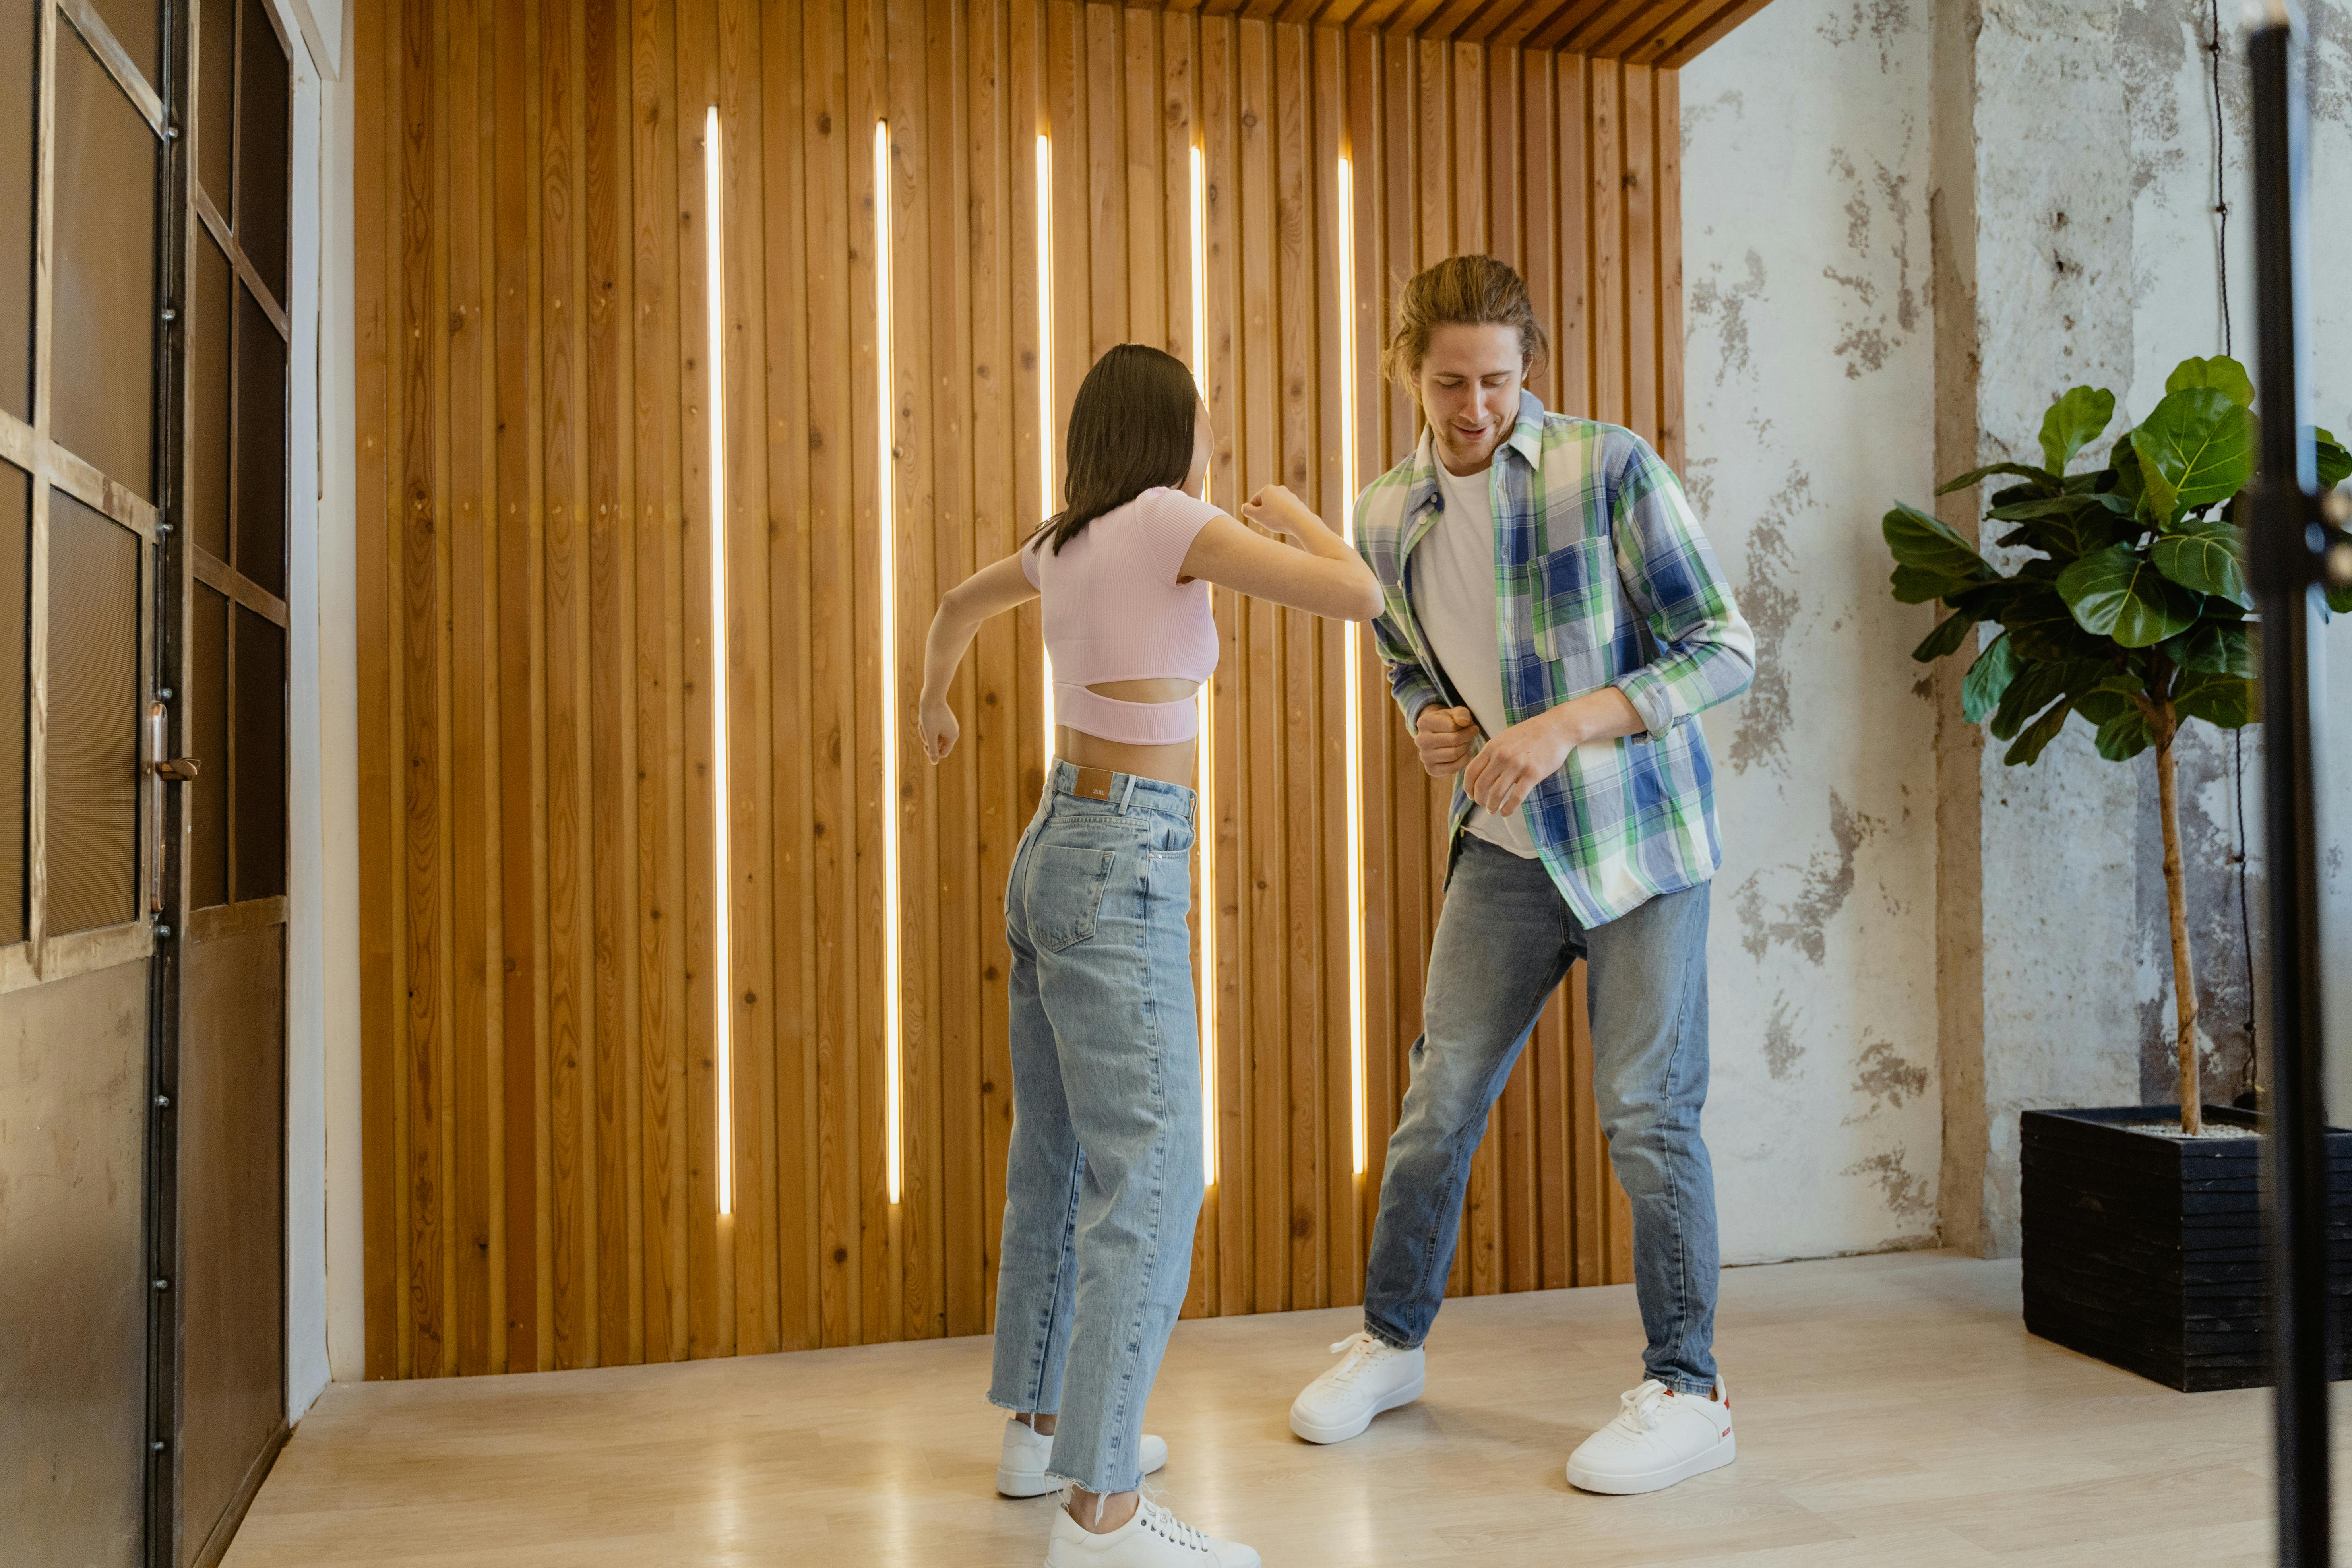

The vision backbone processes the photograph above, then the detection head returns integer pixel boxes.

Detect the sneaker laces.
[1610,1378,1674,1435]
[1321,1330,1392,1387]
[1135,1494,1214,1554]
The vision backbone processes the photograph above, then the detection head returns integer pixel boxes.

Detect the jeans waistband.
[1043,758,1196,824]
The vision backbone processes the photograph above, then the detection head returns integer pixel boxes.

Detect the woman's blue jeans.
[986,761,1203,1494]
[1362,835,1721,1394]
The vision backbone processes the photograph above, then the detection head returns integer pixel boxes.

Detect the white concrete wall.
[1687,0,2352,1262]
[1680,0,1947,1264]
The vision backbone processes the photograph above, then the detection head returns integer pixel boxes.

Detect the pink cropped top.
[1021,486,1221,745]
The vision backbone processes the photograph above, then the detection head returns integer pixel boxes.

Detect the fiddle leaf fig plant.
[1885,353,2352,1137]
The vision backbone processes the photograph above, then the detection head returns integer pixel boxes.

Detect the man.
[1290,255,1755,1496]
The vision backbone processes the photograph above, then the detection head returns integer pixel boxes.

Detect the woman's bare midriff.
[1055,676,1201,790]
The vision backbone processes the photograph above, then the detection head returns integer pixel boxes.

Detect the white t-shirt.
[1411,457,1540,858]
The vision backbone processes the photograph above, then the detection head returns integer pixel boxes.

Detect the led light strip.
[1189,142,1217,1189]
[876,120,905,1206]
[706,108,734,1217]
[1036,134,1057,756]
[1337,155,1366,1178]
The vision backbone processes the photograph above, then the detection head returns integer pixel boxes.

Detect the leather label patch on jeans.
[1072,766,1115,800]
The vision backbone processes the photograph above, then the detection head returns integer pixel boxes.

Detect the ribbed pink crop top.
[1021,486,1221,745]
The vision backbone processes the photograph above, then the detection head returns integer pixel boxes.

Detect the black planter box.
[2019,1105,2352,1392]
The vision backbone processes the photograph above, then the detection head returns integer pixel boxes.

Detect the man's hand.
[1463,709,1578,816]
[1414,706,1478,778]
[1459,689,1646,815]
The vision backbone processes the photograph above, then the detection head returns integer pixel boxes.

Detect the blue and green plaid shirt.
[1353,391,1756,927]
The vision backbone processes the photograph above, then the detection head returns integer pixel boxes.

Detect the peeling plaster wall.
[1690,0,2352,1263]
[1681,0,1945,1264]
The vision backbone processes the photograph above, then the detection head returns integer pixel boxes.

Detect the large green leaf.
[2133,387,2257,514]
[1961,632,2019,723]
[2071,671,2146,727]
[2165,354,2257,408]
[2003,699,2074,766]
[1890,565,1976,605]
[2162,620,2255,678]
[1988,659,2073,742]
[2040,386,2118,474]
[1987,494,2134,560]
[2001,587,2110,663]
[2095,706,2156,761]
[1935,462,2062,497]
[1883,502,1992,577]
[2110,432,2147,506]
[1911,611,1973,662]
[2150,515,2251,605]
[2174,670,2256,729]
[2315,426,2352,490]
[2058,543,2202,647]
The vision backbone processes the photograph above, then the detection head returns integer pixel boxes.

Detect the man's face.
[1414,323,1527,475]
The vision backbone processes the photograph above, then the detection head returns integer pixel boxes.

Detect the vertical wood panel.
[767,0,820,1359]
[358,5,1690,1371]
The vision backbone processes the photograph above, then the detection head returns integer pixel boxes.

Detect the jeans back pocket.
[1025,843,1119,951]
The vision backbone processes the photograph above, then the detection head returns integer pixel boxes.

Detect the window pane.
[52,29,157,501]
[235,0,289,306]
[232,281,285,597]
[196,0,232,214]
[230,608,282,901]
[191,233,232,562]
[45,490,141,936]
[0,0,33,423]
[0,463,25,945]
[79,0,159,92]
[189,585,228,909]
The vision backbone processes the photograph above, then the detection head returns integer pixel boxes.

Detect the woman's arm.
[918,550,1039,763]
[1178,485,1382,622]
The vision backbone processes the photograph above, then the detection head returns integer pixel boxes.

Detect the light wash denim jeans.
[988,761,1204,1494]
[1363,835,1720,1393]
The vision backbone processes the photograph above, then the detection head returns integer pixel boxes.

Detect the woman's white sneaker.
[997,1419,1168,1498]
[1044,1496,1260,1566]
[1563,1376,1736,1495]
[1287,1331,1426,1444]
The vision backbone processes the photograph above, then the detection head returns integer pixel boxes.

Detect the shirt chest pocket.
[1531,536,1618,663]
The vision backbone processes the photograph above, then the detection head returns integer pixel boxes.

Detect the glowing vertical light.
[876,120,905,1206]
[1337,155,1366,1178]
[1035,134,1057,756]
[1189,141,1217,1188]
[706,108,735,1217]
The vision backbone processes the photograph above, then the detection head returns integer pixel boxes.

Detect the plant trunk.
[2154,702,2201,1135]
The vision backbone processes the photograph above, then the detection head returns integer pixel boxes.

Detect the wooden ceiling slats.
[1658,0,1775,65]
[1119,0,1767,61]
[1560,0,1674,56]
[1524,0,1623,52]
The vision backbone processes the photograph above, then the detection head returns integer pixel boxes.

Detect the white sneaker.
[1564,1377,1736,1495]
[1287,1331,1426,1444]
[1044,1494,1261,1566]
[997,1418,1169,1499]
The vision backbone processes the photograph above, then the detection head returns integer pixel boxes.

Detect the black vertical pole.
[2248,8,2334,1565]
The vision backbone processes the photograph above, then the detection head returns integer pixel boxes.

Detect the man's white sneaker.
[996,1419,1168,1499]
[1287,1331,1426,1444]
[1563,1377,1736,1495]
[1044,1495,1261,1567]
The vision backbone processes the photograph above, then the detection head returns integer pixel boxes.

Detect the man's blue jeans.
[1363,835,1720,1394]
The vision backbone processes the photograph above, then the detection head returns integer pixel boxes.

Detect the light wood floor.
[225,1251,2318,1566]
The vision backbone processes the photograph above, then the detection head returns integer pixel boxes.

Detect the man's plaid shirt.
[1353,392,1756,928]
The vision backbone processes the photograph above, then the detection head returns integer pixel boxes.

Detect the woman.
[918,343,1379,1567]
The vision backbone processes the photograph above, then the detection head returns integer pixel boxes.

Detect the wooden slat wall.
[356,0,1685,1374]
